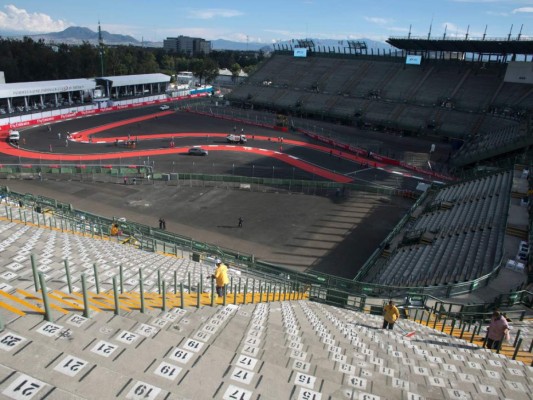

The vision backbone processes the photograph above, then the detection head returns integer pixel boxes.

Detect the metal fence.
[0,174,506,303]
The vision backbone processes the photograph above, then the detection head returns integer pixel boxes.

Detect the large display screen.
[504,62,533,84]
[406,55,422,65]
[294,48,308,58]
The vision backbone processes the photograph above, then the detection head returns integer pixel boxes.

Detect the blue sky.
[0,0,532,43]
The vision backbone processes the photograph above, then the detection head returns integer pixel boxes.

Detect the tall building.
[163,35,212,56]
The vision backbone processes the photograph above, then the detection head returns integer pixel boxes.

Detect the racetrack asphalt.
[0,107,428,277]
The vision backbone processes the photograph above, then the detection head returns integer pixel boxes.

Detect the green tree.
[161,54,175,72]
[138,51,159,73]
[189,58,204,82]
[175,57,190,72]
[202,58,219,84]
[230,62,241,83]
[0,38,264,82]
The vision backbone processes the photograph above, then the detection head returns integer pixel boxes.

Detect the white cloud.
[149,26,261,43]
[486,10,510,16]
[364,17,393,26]
[0,4,71,33]
[187,8,243,20]
[441,22,463,33]
[513,7,533,13]
[264,29,302,38]
[387,26,410,34]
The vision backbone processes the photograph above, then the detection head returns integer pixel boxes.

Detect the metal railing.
[0,185,516,302]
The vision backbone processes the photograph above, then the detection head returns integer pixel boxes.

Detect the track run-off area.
[0,111,402,184]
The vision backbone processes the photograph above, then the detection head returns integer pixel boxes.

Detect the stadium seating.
[0,193,531,398]
[451,118,533,167]
[229,54,529,144]
[0,287,532,399]
[363,171,512,287]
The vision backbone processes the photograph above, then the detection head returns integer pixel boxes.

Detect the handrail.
[0,185,515,301]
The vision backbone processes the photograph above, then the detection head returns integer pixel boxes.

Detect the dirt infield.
[0,107,430,278]
[2,178,413,278]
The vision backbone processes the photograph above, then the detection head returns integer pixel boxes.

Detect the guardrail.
[0,163,151,181]
[0,185,512,302]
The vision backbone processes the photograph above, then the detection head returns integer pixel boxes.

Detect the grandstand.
[0,35,532,399]
[0,195,532,399]
[228,55,528,137]
[359,170,513,287]
[227,38,533,172]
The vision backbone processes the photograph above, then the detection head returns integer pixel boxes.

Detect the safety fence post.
[514,329,522,348]
[112,277,120,316]
[196,283,201,308]
[38,273,52,322]
[180,283,184,309]
[223,285,227,306]
[449,319,456,336]
[93,263,100,294]
[162,281,167,312]
[210,278,215,307]
[81,274,90,318]
[459,323,466,339]
[30,254,40,292]
[64,259,72,293]
[139,268,145,313]
[251,281,255,304]
[512,338,522,360]
[119,265,124,294]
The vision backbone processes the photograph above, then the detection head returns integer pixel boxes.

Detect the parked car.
[159,104,170,111]
[188,147,208,156]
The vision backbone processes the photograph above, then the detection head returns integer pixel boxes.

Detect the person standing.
[382,300,400,330]
[238,217,243,228]
[486,310,510,350]
[212,259,229,297]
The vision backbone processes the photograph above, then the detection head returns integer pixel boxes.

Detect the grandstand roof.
[98,73,171,87]
[386,37,533,55]
[0,78,96,99]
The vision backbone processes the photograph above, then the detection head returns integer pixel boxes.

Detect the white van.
[8,131,20,143]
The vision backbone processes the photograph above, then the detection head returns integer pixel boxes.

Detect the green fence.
[0,163,151,181]
[0,185,510,304]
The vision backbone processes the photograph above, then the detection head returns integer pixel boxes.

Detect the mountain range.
[4,26,391,51]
